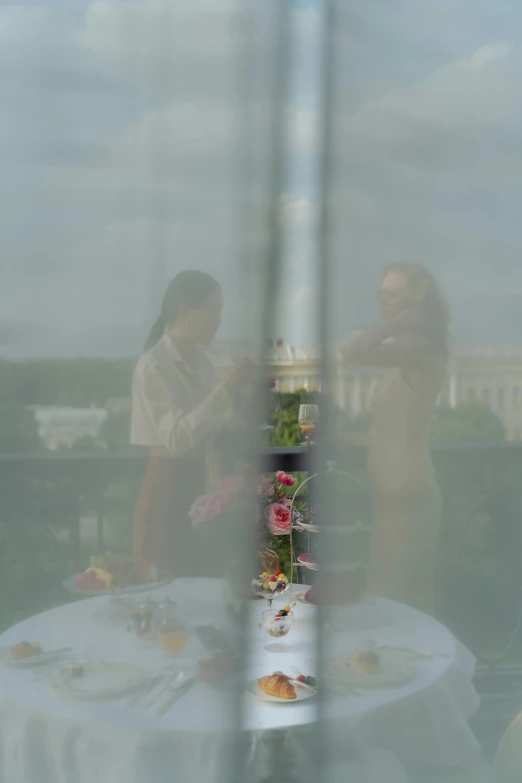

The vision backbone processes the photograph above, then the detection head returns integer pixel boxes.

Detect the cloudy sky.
[1,0,522,358]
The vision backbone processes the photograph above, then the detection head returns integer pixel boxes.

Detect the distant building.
[267,340,522,441]
[30,406,107,450]
[105,397,132,416]
[88,339,522,443]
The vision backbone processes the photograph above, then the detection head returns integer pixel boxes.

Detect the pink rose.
[265,503,292,535]
[276,471,296,487]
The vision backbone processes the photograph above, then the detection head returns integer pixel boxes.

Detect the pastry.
[258,674,296,700]
[352,650,380,675]
[11,641,42,660]
[259,549,280,574]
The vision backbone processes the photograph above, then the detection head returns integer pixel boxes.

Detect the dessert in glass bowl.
[261,607,293,652]
[251,570,289,607]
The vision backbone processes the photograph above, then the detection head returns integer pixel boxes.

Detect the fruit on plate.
[73,552,159,591]
[258,674,296,700]
[352,649,380,675]
[74,569,112,591]
[296,674,317,688]
[11,641,42,660]
[299,554,316,566]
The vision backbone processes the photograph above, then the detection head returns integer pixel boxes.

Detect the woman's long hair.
[144,270,220,351]
[383,261,450,348]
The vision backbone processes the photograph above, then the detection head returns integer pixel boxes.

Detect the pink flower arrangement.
[265,503,292,535]
[189,469,299,540]
[275,470,295,487]
[257,476,275,497]
[189,476,243,527]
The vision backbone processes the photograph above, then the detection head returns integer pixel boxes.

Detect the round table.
[0,579,481,783]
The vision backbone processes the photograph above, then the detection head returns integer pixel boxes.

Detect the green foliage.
[0,401,43,452]
[430,402,505,443]
[0,357,134,408]
[101,411,132,451]
[266,390,318,447]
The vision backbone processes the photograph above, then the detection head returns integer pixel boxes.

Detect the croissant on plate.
[258,674,296,700]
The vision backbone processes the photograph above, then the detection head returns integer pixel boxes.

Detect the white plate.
[246,678,315,703]
[52,662,145,700]
[0,645,63,668]
[293,590,372,608]
[294,520,363,534]
[326,652,416,689]
[297,555,319,571]
[293,590,317,607]
[62,571,173,597]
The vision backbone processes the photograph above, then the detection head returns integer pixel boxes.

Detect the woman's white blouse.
[131,334,233,456]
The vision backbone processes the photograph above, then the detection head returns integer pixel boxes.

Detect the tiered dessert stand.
[288,464,367,603]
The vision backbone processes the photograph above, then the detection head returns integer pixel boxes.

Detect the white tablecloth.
[0,580,481,782]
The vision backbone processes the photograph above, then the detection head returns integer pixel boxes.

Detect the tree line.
[0,358,507,452]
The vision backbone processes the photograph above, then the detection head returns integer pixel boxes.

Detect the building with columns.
[265,341,522,441]
[207,339,522,440]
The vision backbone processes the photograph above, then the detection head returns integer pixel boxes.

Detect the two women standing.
[132,262,448,614]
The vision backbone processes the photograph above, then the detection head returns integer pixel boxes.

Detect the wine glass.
[298,404,318,446]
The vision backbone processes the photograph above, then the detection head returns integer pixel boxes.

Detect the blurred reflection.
[341,262,449,614]
[131,270,252,575]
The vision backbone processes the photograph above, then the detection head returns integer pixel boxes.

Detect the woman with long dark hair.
[342,262,449,614]
[131,270,251,573]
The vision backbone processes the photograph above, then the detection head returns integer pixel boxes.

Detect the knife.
[273,671,317,695]
[128,674,164,708]
[155,677,196,717]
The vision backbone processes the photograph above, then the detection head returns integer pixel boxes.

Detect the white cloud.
[337,41,522,179]
[3,0,522,355]
[79,0,240,100]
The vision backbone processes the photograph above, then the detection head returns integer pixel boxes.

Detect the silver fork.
[288,666,316,694]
